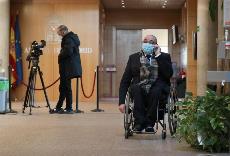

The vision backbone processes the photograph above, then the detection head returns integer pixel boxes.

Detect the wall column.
[0,0,10,77]
[186,0,197,95]
[216,0,224,94]
[196,0,209,95]
[218,0,224,42]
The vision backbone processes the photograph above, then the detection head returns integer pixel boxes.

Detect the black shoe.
[145,126,154,132]
[64,109,74,114]
[144,118,155,132]
[133,124,144,133]
[50,108,64,114]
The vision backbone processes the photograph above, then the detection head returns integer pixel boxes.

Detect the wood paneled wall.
[11,0,100,102]
[180,4,187,69]
[106,9,181,29]
[186,0,197,95]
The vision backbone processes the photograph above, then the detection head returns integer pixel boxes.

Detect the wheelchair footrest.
[132,130,157,134]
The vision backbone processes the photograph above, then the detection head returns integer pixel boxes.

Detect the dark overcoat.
[119,52,173,104]
[58,32,82,79]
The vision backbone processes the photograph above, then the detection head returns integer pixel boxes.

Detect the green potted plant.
[209,0,218,22]
[176,90,230,152]
[208,0,224,22]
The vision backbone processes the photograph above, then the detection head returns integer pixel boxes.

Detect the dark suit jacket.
[119,52,173,104]
[58,32,82,79]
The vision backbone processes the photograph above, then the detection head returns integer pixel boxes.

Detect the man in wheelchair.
[118,35,173,133]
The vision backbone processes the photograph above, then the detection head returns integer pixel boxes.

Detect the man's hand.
[182,75,186,79]
[119,104,125,113]
[154,44,161,56]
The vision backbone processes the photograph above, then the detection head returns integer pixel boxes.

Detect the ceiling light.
[164,0,168,2]
[162,5,166,8]
[121,0,125,8]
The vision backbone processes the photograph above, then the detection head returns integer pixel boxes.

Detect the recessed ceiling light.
[162,5,166,8]
[121,0,125,8]
[164,0,168,2]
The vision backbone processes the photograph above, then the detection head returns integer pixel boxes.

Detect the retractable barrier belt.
[21,77,60,90]
[20,71,97,98]
[80,71,96,99]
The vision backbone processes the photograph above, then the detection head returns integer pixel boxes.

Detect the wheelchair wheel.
[125,128,129,139]
[168,90,178,136]
[162,130,166,140]
[124,110,132,139]
[124,92,133,139]
[161,123,166,139]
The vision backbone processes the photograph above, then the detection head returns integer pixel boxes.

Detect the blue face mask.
[142,43,153,55]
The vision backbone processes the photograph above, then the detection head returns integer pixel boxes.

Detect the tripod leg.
[38,67,51,112]
[29,88,32,115]
[29,71,36,115]
[23,69,33,113]
[31,71,37,108]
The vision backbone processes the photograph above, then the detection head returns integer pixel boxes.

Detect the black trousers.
[56,74,73,111]
[131,80,168,126]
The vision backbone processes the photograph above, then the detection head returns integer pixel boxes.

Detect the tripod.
[23,58,51,115]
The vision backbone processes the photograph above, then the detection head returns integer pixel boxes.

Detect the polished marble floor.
[0,101,229,156]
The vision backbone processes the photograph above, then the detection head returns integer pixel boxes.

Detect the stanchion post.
[75,77,84,113]
[8,65,12,110]
[91,65,104,112]
[7,65,17,114]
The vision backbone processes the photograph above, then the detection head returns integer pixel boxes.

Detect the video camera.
[27,40,46,61]
[23,39,51,115]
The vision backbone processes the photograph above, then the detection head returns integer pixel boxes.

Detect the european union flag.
[14,14,23,85]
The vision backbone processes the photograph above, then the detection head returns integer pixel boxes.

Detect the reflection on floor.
[0,101,228,156]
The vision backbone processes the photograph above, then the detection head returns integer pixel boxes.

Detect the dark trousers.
[56,74,73,111]
[131,80,168,126]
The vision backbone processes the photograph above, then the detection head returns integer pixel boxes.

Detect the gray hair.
[144,35,157,44]
[150,35,157,44]
[57,25,68,34]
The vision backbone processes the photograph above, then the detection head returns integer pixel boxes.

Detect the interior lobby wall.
[185,0,197,96]
[0,0,10,78]
[101,9,181,97]
[10,0,100,102]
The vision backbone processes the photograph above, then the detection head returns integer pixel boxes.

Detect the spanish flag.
[9,18,17,88]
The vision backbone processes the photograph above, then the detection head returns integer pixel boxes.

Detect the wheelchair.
[124,84,178,139]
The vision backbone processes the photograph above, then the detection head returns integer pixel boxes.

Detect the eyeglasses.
[148,40,156,44]
[143,39,157,44]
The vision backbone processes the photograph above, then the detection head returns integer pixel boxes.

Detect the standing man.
[53,25,82,114]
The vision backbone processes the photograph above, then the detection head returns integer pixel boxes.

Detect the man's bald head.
[143,35,157,44]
